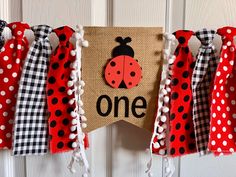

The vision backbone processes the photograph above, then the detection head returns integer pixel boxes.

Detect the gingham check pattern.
[13,25,52,155]
[0,20,7,49]
[192,29,218,156]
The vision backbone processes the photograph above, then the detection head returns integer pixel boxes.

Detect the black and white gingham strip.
[0,20,7,49]
[13,25,52,155]
[192,29,218,156]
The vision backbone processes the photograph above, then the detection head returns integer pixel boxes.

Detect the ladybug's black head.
[112,36,134,58]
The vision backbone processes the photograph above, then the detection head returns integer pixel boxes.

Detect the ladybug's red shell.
[105,55,142,89]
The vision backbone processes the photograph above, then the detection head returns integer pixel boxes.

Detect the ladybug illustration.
[105,36,142,89]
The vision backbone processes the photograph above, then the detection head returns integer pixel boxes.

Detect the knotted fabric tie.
[209,26,236,156]
[168,30,196,157]
[192,29,218,156]
[0,20,7,50]
[13,25,52,155]
[47,26,88,153]
[0,22,29,149]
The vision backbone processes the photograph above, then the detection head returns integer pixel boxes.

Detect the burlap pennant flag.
[82,27,163,133]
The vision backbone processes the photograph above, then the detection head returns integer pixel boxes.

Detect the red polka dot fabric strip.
[168,30,197,157]
[0,22,29,149]
[209,27,236,156]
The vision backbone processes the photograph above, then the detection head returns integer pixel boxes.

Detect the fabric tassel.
[208,26,236,156]
[168,30,197,157]
[0,22,29,149]
[192,29,218,155]
[146,33,176,177]
[68,25,89,176]
[13,25,52,155]
[0,20,7,50]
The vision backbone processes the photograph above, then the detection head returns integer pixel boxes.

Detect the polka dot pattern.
[47,26,88,153]
[0,22,29,149]
[209,26,236,156]
[169,30,197,156]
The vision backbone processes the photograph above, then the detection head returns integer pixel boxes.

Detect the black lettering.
[96,95,112,116]
[131,96,147,118]
[114,96,129,117]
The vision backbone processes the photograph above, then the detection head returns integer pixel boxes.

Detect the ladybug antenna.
[115,36,125,44]
[124,37,132,43]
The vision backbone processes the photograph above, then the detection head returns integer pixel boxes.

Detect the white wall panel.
[113,0,166,27]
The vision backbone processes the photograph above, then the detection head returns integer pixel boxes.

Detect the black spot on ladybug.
[172,78,179,86]
[129,82,132,85]
[47,89,54,96]
[184,47,189,54]
[52,97,58,105]
[184,95,190,102]
[178,106,184,112]
[185,123,190,130]
[58,130,65,137]
[59,53,65,60]
[62,97,69,104]
[117,71,121,74]
[182,113,188,119]
[181,83,188,90]
[170,135,175,142]
[55,110,62,117]
[62,118,69,126]
[110,61,116,67]
[108,73,110,75]
[182,71,189,78]
[64,61,71,68]
[59,86,66,92]
[59,34,66,41]
[179,147,185,154]
[180,135,185,142]
[50,120,56,128]
[175,123,181,130]
[57,142,64,149]
[48,76,56,84]
[170,148,175,155]
[178,37,186,44]
[171,92,179,100]
[130,63,133,65]
[112,36,134,57]
[112,80,115,84]
[130,71,135,77]
[170,113,175,120]
[177,61,184,68]
[52,62,59,70]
